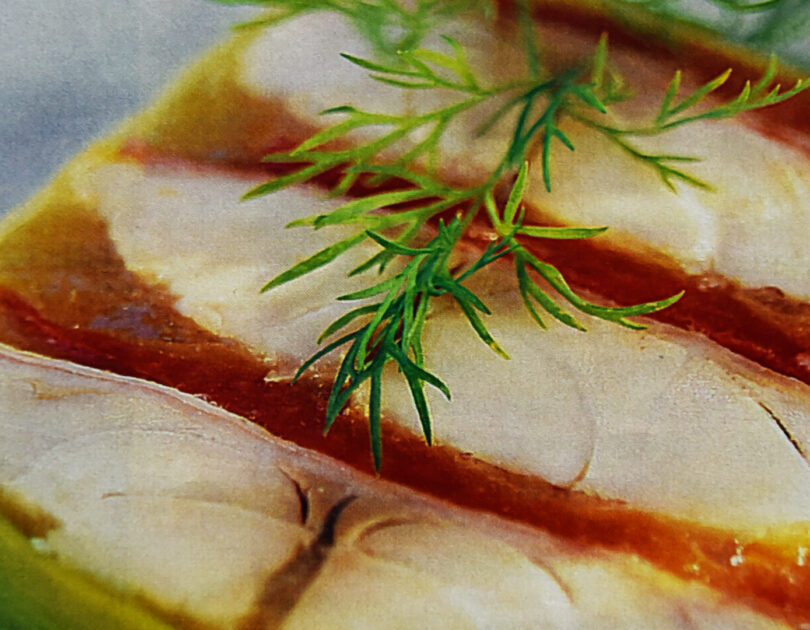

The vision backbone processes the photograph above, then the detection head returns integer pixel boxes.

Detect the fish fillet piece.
[77,161,810,534]
[225,10,810,298]
[0,344,790,629]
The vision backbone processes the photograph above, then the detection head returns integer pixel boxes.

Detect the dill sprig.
[213,0,495,59]
[245,37,601,202]
[209,0,807,468]
[574,52,810,189]
[290,217,512,470]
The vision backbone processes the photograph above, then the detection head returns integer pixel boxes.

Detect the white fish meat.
[0,345,792,629]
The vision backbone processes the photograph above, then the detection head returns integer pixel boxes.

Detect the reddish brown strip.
[512,223,810,387]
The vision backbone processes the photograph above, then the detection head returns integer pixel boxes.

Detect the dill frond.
[207,0,805,468]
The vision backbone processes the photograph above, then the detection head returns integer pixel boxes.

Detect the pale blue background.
[0,0,255,213]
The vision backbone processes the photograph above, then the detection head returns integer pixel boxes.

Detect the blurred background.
[627,0,810,62]
[0,0,808,215]
[0,0,255,212]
